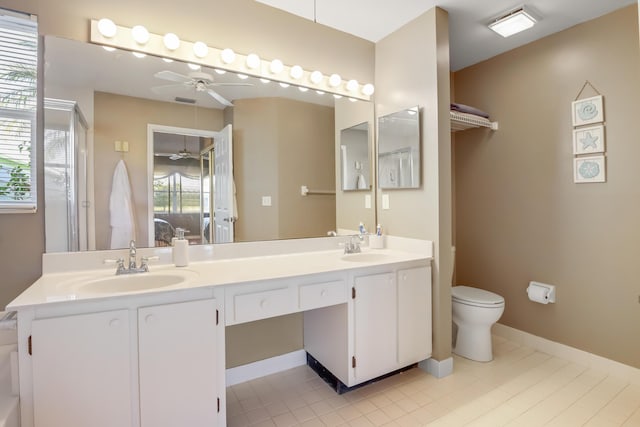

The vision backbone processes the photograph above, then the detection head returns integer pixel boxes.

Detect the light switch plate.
[261,196,272,207]
[382,194,390,210]
[365,194,371,209]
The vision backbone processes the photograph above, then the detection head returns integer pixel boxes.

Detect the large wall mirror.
[377,106,420,189]
[44,36,372,252]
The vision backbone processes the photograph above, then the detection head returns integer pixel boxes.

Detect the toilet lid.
[452,286,504,305]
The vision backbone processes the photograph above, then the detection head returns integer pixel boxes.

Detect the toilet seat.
[452,285,504,308]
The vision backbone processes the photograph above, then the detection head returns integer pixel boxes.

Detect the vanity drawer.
[299,280,347,310]
[233,287,292,323]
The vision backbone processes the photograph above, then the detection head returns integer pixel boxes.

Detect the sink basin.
[77,271,198,294]
[341,252,392,263]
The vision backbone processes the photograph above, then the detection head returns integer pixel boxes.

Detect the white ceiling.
[256,0,637,71]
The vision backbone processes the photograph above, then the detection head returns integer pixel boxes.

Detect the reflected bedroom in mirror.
[377,106,420,189]
[43,36,340,252]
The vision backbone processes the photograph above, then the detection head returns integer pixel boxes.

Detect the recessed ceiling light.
[488,7,537,38]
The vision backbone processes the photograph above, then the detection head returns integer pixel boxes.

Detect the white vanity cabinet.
[304,263,432,388]
[20,289,224,427]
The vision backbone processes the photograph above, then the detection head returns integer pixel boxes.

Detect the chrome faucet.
[106,240,157,275]
[343,235,362,254]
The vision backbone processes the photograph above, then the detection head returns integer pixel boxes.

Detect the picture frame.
[573,125,605,155]
[574,155,606,183]
[572,95,604,127]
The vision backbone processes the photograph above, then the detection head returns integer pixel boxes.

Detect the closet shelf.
[450,111,498,132]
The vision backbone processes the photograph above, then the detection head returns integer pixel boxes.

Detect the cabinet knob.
[320,290,328,297]
[109,318,120,328]
[260,299,269,309]
[145,314,155,323]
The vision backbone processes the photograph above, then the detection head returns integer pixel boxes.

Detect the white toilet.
[452,285,505,362]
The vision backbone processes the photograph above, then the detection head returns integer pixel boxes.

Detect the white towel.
[356,174,367,190]
[109,159,136,249]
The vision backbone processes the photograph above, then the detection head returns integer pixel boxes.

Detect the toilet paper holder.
[527,281,556,304]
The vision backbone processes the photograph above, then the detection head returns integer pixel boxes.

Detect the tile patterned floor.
[226,336,640,426]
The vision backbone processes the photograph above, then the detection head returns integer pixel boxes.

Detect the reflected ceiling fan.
[152,70,251,107]
[155,135,198,160]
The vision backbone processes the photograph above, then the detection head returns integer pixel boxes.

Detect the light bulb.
[193,41,209,58]
[362,83,375,96]
[270,59,284,74]
[131,25,149,44]
[328,74,342,87]
[310,71,323,85]
[346,79,358,92]
[290,65,304,80]
[221,48,236,64]
[163,33,180,50]
[246,53,261,70]
[97,18,117,38]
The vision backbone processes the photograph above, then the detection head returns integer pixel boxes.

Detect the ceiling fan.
[152,70,252,107]
[155,135,198,161]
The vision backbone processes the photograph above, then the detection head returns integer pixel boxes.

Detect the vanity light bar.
[90,19,373,101]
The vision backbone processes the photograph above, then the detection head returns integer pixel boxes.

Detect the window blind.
[0,10,37,213]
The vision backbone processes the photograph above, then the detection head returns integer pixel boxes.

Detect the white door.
[353,272,397,383]
[397,266,432,366]
[213,124,234,243]
[31,310,132,427]
[138,299,219,427]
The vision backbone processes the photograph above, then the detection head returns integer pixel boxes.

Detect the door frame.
[146,124,219,247]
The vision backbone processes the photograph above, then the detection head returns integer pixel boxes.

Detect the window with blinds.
[0,9,37,213]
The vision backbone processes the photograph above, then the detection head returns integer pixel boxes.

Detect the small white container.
[369,235,385,249]
[172,228,189,267]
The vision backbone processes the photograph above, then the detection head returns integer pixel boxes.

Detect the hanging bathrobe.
[109,159,136,249]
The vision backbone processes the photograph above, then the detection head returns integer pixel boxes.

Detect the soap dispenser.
[173,227,189,267]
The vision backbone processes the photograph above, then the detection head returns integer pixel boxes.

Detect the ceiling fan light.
[290,65,304,80]
[310,71,323,85]
[328,74,341,88]
[131,25,149,45]
[193,41,209,58]
[221,48,236,64]
[97,18,117,38]
[488,7,537,37]
[246,53,261,70]
[163,33,180,50]
[269,59,284,74]
[346,79,358,92]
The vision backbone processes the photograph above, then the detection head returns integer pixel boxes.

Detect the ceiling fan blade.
[151,83,185,94]
[207,89,234,107]
[154,70,192,83]
[209,82,254,87]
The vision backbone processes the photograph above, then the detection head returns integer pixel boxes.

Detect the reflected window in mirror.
[340,122,370,191]
[377,106,420,189]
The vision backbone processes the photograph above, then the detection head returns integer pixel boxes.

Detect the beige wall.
[375,8,453,362]
[335,98,376,231]
[454,5,640,368]
[0,0,373,313]
[232,97,335,243]
[94,92,223,249]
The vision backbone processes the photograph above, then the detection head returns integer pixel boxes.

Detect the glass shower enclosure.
[44,98,89,252]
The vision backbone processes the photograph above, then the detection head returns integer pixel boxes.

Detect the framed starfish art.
[573,125,605,155]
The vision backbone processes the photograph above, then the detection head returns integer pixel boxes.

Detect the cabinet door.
[398,266,432,365]
[31,310,132,427]
[353,272,396,383]
[138,298,218,427]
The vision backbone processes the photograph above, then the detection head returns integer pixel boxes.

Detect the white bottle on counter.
[172,227,189,267]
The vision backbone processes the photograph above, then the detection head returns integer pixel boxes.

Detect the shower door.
[44,98,89,252]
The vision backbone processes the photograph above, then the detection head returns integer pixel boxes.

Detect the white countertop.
[8,237,432,310]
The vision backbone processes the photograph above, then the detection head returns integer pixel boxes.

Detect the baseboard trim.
[419,357,453,379]
[494,323,640,384]
[226,350,307,386]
